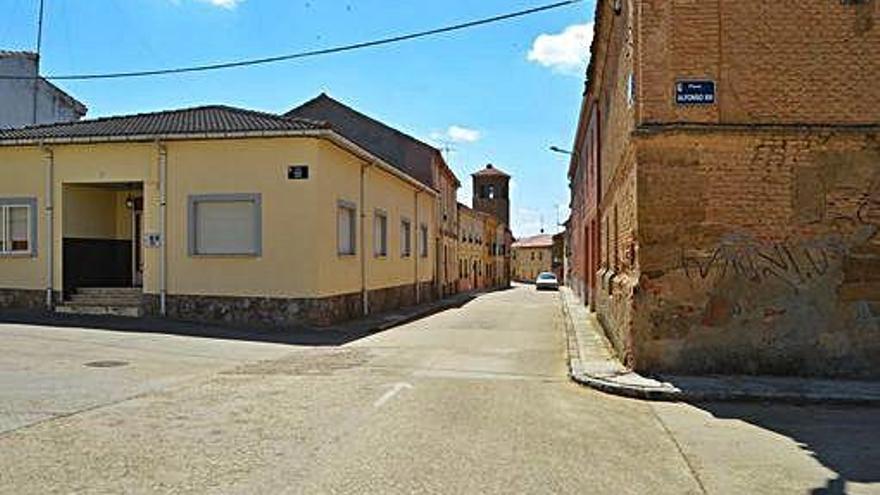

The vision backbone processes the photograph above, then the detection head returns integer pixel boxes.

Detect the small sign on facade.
[144,233,162,248]
[288,165,309,180]
[675,80,716,105]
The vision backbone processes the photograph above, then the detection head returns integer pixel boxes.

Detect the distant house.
[0,51,87,129]
[511,234,554,282]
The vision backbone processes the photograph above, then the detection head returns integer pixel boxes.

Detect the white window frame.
[374,209,388,257]
[337,200,357,256]
[0,198,38,257]
[401,218,412,258]
[187,193,262,257]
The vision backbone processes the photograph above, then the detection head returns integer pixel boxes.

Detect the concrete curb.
[559,287,880,405]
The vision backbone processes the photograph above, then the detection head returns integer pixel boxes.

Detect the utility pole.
[32,0,45,125]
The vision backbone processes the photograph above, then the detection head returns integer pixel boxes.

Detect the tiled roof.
[285,93,441,189]
[0,50,37,58]
[472,164,510,178]
[0,105,327,141]
[512,234,554,248]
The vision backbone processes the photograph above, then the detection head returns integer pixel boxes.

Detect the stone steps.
[55,304,143,318]
[67,295,143,306]
[55,287,144,318]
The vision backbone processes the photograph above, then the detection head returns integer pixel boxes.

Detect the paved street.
[0,285,878,494]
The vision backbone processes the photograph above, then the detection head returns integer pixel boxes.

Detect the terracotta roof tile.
[472,164,510,177]
[512,234,554,248]
[285,93,442,189]
[0,105,326,141]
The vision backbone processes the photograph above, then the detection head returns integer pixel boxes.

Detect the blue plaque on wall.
[675,80,716,105]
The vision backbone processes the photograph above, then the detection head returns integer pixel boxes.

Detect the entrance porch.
[56,182,145,317]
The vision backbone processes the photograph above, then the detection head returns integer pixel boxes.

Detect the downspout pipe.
[361,162,369,316]
[414,191,420,304]
[157,142,167,316]
[41,144,53,309]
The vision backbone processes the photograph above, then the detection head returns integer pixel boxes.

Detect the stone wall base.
[0,288,46,311]
[144,282,439,328]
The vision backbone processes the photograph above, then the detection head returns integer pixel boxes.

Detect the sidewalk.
[559,287,880,404]
[0,291,480,347]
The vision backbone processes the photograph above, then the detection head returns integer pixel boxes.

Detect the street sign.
[675,80,716,105]
[288,165,309,180]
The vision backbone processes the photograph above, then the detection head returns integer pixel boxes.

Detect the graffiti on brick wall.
[681,174,880,292]
[680,234,846,292]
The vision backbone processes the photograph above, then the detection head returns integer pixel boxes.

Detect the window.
[614,206,620,270]
[419,224,428,257]
[488,184,496,199]
[337,201,357,255]
[531,252,535,261]
[374,210,388,257]
[188,194,261,256]
[400,218,412,257]
[0,198,37,256]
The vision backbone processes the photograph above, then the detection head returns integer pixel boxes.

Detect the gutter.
[361,162,370,316]
[41,143,53,309]
[157,141,168,316]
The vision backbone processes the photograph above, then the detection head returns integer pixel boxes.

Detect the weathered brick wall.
[588,0,642,365]
[639,0,879,125]
[634,128,880,377]
[594,151,640,365]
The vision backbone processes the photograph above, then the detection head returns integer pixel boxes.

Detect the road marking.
[373,382,413,408]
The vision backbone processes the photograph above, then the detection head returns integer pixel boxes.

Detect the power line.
[0,0,582,82]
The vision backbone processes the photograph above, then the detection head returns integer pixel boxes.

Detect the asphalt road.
[0,285,877,494]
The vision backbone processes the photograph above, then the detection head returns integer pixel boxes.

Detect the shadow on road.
[697,402,880,494]
[0,294,477,347]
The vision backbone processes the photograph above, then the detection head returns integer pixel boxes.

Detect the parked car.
[535,272,559,291]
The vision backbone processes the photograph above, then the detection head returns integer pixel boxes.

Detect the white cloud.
[430,125,481,144]
[527,23,593,76]
[447,125,481,143]
[178,0,243,9]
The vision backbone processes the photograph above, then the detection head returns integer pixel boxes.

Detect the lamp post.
[549,145,582,289]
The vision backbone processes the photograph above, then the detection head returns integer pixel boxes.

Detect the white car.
[535,272,559,291]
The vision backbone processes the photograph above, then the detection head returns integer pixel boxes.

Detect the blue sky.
[0,0,594,237]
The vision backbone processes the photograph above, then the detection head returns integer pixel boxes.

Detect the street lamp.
[549,146,575,156]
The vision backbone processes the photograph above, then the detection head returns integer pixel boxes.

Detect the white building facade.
[0,51,86,129]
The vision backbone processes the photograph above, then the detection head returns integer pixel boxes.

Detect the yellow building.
[456,203,483,292]
[511,234,554,282]
[285,94,461,299]
[0,105,437,326]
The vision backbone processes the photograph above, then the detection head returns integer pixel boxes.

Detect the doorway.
[61,182,144,295]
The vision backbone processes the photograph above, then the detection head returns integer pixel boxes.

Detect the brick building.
[567,0,879,377]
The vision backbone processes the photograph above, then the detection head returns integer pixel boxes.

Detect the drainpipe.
[41,144,53,309]
[157,142,167,316]
[360,162,369,316]
[414,191,420,304]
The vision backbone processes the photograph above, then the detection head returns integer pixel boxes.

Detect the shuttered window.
[337,202,356,255]
[401,219,412,257]
[188,194,261,256]
[374,211,388,257]
[419,224,428,258]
